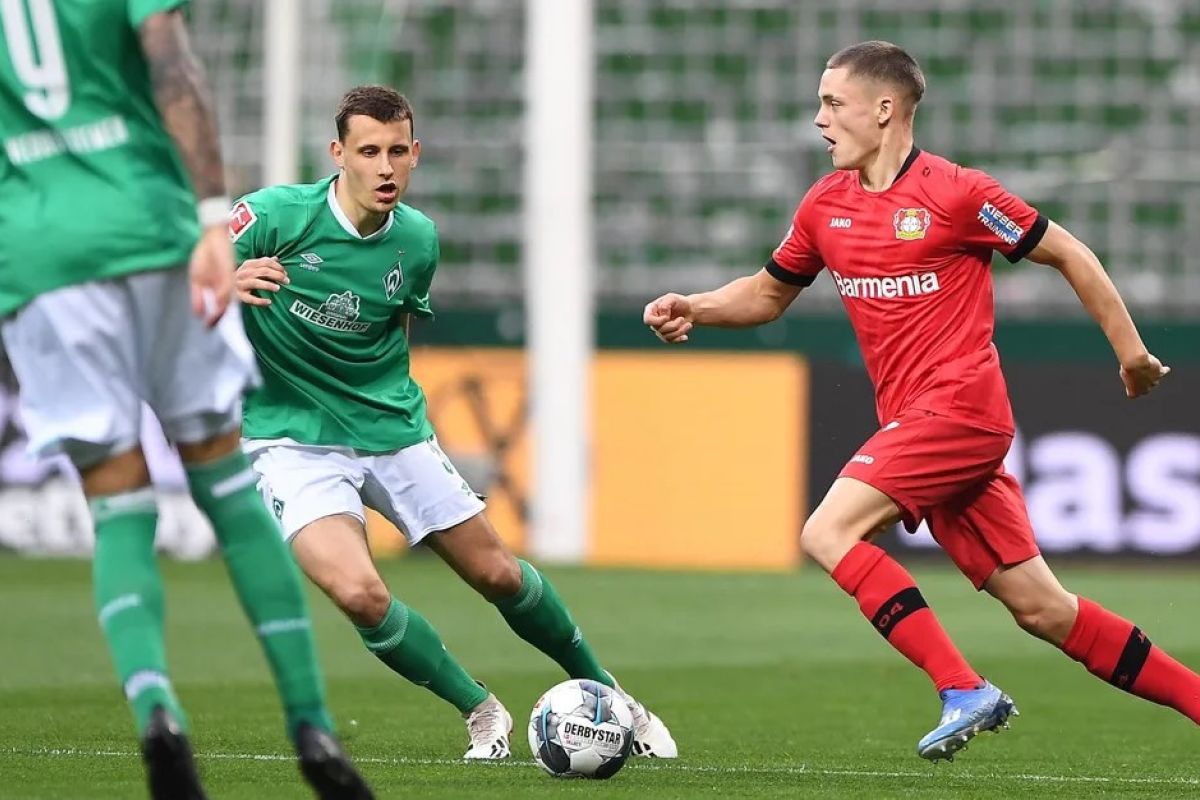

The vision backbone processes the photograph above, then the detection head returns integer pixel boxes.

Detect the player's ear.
[411,139,421,168]
[329,139,344,168]
[877,95,895,126]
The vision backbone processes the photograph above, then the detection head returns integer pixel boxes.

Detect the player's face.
[330,115,420,214]
[813,68,886,170]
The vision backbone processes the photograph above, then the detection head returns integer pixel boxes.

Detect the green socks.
[91,489,184,735]
[494,560,612,687]
[186,450,332,739]
[357,597,489,713]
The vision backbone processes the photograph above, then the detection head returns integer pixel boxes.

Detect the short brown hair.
[335,85,415,140]
[827,41,926,109]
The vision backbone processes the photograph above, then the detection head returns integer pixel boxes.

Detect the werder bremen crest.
[290,290,371,333]
[383,252,404,301]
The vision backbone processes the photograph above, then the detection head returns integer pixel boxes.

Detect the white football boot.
[462,693,513,760]
[609,676,678,759]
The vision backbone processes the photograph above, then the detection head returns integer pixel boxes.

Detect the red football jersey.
[769,149,1046,435]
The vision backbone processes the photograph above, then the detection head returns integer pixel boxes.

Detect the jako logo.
[829,217,852,229]
[850,454,875,465]
[831,269,941,299]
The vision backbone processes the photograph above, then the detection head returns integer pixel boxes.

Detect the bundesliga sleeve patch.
[228,200,258,243]
[977,201,1024,246]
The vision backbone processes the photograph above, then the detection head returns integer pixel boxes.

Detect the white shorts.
[244,435,486,545]
[0,269,259,467]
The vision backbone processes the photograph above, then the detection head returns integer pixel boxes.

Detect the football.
[528,679,636,779]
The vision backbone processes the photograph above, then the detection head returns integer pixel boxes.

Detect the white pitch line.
[6,747,1200,787]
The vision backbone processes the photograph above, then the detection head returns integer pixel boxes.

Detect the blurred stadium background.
[2,0,1199,567]
[192,0,1200,311]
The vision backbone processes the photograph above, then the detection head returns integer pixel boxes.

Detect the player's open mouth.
[375,182,398,202]
[823,136,836,153]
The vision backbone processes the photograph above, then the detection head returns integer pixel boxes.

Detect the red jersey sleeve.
[955,168,1048,263]
[765,186,824,287]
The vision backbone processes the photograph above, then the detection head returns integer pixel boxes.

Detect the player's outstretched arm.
[140,10,232,326]
[643,269,803,344]
[1026,220,1170,398]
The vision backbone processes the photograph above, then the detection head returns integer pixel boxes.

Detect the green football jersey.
[233,175,437,453]
[0,0,199,317]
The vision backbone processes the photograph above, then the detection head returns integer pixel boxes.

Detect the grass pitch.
[1,554,1197,798]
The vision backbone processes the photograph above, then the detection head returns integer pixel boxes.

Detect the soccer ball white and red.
[528,679,635,779]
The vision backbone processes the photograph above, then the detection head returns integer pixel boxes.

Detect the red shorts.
[839,409,1041,589]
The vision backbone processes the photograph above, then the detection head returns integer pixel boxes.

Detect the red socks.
[1063,597,1200,724]
[832,542,980,693]
[830,546,1200,723]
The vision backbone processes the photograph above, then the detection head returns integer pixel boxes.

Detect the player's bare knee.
[800,515,862,572]
[80,447,152,497]
[1009,592,1077,644]
[799,517,833,565]
[471,553,523,602]
[328,574,392,627]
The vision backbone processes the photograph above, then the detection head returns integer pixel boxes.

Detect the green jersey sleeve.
[231,194,275,262]
[400,226,437,319]
[127,0,189,28]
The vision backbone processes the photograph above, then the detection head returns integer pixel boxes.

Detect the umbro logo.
[829,217,853,229]
[298,253,323,271]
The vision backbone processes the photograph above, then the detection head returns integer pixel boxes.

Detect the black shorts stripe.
[764,258,817,287]
[1006,213,1049,263]
[870,587,928,640]
[1110,626,1152,691]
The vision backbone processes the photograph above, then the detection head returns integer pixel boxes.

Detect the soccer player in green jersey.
[232,85,677,760]
[0,3,372,799]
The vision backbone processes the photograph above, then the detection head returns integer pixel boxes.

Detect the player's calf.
[184,442,335,740]
[986,558,1200,723]
[832,542,981,692]
[1061,597,1200,724]
[491,559,614,685]
[356,596,493,716]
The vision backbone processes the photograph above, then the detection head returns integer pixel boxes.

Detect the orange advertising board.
[590,352,807,570]
[367,348,808,570]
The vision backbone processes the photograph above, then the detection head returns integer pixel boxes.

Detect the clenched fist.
[643,293,695,344]
[1120,352,1170,398]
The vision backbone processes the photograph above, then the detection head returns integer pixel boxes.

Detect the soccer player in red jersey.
[644,41,1197,761]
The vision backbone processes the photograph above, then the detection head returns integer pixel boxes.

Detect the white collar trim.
[326,178,394,240]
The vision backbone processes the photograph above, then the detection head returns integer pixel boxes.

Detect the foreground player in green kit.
[0,2,371,798]
[233,85,677,760]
